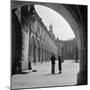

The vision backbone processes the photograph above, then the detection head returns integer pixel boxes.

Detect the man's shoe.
[59,71,62,74]
[52,72,55,74]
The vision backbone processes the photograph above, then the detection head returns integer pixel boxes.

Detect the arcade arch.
[11,1,87,85]
[32,3,87,85]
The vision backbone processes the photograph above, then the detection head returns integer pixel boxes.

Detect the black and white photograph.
[11,0,88,89]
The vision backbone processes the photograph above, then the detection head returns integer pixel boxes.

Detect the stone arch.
[12,1,87,84]
[34,3,81,48]
[32,3,87,85]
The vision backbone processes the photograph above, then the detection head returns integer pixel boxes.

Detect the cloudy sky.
[35,5,75,40]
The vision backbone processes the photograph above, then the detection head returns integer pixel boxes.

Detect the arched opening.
[33,3,87,85]
[11,1,87,89]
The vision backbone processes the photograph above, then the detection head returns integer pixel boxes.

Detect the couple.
[51,53,62,74]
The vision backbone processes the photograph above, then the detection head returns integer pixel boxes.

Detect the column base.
[77,71,87,85]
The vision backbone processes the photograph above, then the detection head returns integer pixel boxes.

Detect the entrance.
[11,1,87,85]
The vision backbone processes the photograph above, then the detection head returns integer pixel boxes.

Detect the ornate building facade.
[56,38,79,60]
[12,4,57,73]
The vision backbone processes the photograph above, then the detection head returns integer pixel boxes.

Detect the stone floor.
[11,60,79,89]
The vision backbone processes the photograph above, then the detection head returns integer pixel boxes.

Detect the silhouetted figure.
[75,47,78,63]
[58,55,62,73]
[28,61,32,70]
[51,54,56,74]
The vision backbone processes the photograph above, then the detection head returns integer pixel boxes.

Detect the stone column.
[42,48,43,62]
[28,31,32,70]
[35,46,38,62]
[33,45,36,64]
[43,49,45,62]
[40,48,43,63]
[40,47,42,62]
[46,50,48,61]
[45,49,47,62]
[48,52,49,61]
[77,48,87,85]
[12,9,22,74]
[38,47,40,62]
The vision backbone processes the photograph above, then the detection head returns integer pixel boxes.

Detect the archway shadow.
[14,72,29,75]
[44,73,62,76]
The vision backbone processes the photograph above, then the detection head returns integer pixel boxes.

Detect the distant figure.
[58,55,62,73]
[51,53,56,74]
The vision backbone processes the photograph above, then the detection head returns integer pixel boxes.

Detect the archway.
[11,1,87,85]
[33,2,87,85]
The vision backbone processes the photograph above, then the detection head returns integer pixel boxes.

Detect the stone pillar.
[45,49,47,62]
[35,46,38,62]
[40,47,42,62]
[12,9,22,74]
[33,45,36,64]
[77,48,87,85]
[42,48,44,62]
[48,52,49,61]
[46,50,48,61]
[43,49,45,62]
[41,48,43,63]
[38,47,40,62]
[28,31,32,70]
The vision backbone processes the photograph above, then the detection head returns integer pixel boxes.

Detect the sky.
[35,5,75,40]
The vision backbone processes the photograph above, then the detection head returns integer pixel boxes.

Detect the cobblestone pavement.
[11,60,79,89]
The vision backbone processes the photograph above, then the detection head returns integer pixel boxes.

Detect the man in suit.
[58,55,62,73]
[51,53,56,74]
